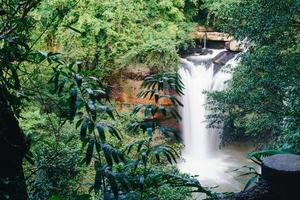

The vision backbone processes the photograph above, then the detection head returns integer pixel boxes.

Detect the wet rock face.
[191,26,232,42]
[192,31,232,42]
[109,66,181,135]
[191,26,246,52]
[213,51,236,65]
[122,65,151,80]
[179,45,204,58]
[212,51,236,75]
[225,40,246,52]
[109,78,154,106]
[109,65,155,106]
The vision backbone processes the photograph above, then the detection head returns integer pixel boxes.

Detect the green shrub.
[270,129,300,154]
[32,0,199,76]
[20,106,85,200]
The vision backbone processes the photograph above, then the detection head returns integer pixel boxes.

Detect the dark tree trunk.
[0,86,28,200]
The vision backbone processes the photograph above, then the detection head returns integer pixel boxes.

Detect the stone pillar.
[262,154,300,199]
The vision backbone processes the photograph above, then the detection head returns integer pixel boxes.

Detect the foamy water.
[178,50,255,194]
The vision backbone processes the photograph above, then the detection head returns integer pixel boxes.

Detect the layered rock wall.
[192,26,246,52]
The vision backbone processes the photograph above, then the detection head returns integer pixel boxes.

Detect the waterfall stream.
[177,49,252,192]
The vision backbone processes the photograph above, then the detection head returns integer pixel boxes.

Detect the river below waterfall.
[177,49,257,196]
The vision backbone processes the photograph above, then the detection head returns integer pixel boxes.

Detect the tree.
[47,59,214,198]
[0,87,29,199]
[204,0,300,148]
[32,0,200,76]
[0,1,213,199]
[0,1,79,198]
[0,1,41,198]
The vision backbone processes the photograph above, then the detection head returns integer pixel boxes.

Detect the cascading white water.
[178,49,246,191]
[179,50,224,160]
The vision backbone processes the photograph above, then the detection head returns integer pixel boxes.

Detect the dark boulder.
[212,51,236,75]
[213,51,236,65]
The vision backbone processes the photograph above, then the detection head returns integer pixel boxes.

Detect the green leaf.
[170,109,182,120]
[146,127,153,137]
[74,74,82,87]
[164,152,173,164]
[95,142,101,153]
[80,117,89,140]
[154,93,159,103]
[57,77,68,94]
[141,152,147,166]
[86,101,96,120]
[108,126,122,141]
[115,173,130,191]
[106,107,115,120]
[139,175,145,188]
[76,61,82,73]
[49,196,67,200]
[105,170,119,199]
[76,118,84,129]
[154,153,160,163]
[102,144,113,166]
[96,124,106,142]
[99,106,115,119]
[37,50,48,58]
[94,166,102,193]
[70,88,78,119]
[243,176,257,191]
[247,150,287,163]
[132,104,144,115]
[24,153,34,165]
[85,139,95,166]
[71,194,91,200]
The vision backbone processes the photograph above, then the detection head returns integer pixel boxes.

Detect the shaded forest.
[0,0,299,199]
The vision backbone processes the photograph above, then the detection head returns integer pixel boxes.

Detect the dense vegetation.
[32,0,200,75]
[0,1,208,199]
[205,0,300,152]
[0,0,299,199]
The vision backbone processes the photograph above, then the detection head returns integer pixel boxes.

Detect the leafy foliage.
[270,129,300,154]
[235,149,288,191]
[247,150,287,165]
[0,1,213,199]
[31,0,200,76]
[204,0,300,149]
[123,72,215,199]
[43,49,214,199]
[0,0,40,115]
[45,54,126,198]
[0,0,221,199]
[20,106,85,199]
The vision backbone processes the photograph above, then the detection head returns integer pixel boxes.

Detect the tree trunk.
[0,86,28,200]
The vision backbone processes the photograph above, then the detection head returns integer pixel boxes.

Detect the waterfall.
[203,32,207,49]
[178,49,243,191]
